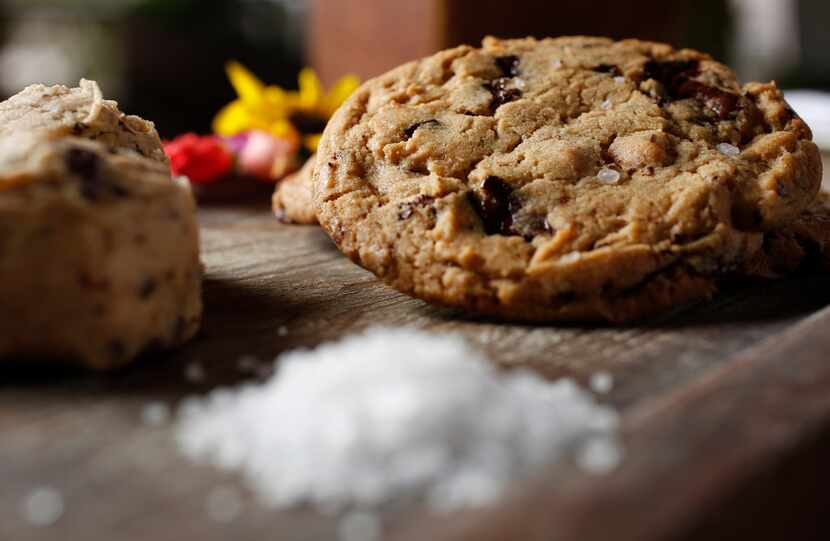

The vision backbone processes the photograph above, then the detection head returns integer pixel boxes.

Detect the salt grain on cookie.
[717,142,741,156]
[597,167,621,184]
[613,75,626,84]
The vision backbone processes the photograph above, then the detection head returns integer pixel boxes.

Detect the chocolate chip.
[495,55,520,77]
[289,111,328,135]
[643,59,739,119]
[65,147,99,180]
[468,177,518,235]
[483,79,521,110]
[403,119,440,140]
[173,316,187,340]
[397,194,435,220]
[592,64,622,76]
[65,147,129,200]
[72,122,86,135]
[138,277,157,299]
[109,340,126,362]
[674,79,739,120]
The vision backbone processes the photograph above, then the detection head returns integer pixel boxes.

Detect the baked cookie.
[273,154,318,224]
[744,192,830,278]
[0,133,201,369]
[314,36,822,321]
[0,79,168,164]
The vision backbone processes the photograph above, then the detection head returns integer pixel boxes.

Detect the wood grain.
[2,185,830,540]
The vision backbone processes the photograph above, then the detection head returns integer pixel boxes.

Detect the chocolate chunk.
[592,64,622,76]
[65,148,99,180]
[65,147,129,200]
[397,194,435,220]
[495,55,520,77]
[289,111,328,134]
[72,122,86,135]
[643,59,739,119]
[108,340,126,362]
[139,277,158,299]
[674,79,739,120]
[642,59,699,88]
[403,119,440,140]
[468,177,518,235]
[483,79,521,110]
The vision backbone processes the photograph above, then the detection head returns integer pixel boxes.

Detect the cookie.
[0,79,168,164]
[743,192,830,278]
[313,36,822,321]
[273,154,318,224]
[0,134,201,369]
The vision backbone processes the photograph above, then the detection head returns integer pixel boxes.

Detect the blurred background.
[0,0,826,139]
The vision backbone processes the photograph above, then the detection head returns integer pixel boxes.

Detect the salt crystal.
[205,485,244,523]
[717,142,740,157]
[601,98,612,110]
[338,510,382,541]
[236,355,259,373]
[184,361,206,383]
[21,487,64,527]
[590,371,614,394]
[513,78,527,90]
[142,402,171,426]
[176,328,621,512]
[577,436,624,474]
[551,59,562,69]
[613,76,626,84]
[597,167,621,184]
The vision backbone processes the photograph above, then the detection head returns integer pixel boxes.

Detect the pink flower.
[236,130,299,181]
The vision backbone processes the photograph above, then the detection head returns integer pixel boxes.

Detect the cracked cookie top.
[313,36,822,321]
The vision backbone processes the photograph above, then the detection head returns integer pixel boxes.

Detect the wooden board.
[3,176,830,540]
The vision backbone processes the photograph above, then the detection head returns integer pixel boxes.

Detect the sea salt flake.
[513,78,527,90]
[21,487,64,527]
[590,371,614,394]
[142,401,171,426]
[205,485,244,523]
[338,510,382,541]
[597,167,621,184]
[175,328,621,512]
[601,98,612,110]
[717,142,740,156]
[184,361,206,383]
[577,436,624,474]
[551,58,562,69]
[613,76,626,84]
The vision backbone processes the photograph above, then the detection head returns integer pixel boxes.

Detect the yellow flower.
[213,62,359,152]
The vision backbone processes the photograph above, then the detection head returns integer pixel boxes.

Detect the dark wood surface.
[3,172,830,540]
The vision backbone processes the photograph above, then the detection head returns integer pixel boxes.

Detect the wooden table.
[3,166,830,540]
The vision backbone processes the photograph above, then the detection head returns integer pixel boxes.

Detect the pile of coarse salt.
[176,328,621,512]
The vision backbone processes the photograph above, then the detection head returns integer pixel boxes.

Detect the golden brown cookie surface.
[314,36,822,321]
[273,155,318,225]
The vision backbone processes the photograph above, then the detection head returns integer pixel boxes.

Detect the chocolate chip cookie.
[273,154,318,224]
[314,36,822,321]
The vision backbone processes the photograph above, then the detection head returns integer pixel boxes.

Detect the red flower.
[163,133,233,184]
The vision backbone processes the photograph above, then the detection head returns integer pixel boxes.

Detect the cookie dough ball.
[0,135,202,369]
[0,79,167,164]
[272,155,318,224]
